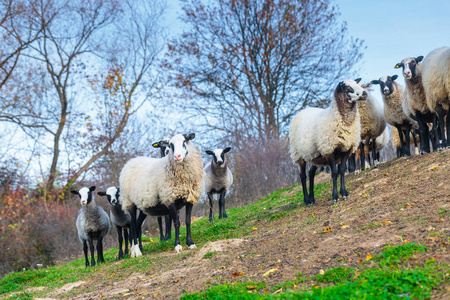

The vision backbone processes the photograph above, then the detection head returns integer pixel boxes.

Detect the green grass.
[182,242,449,300]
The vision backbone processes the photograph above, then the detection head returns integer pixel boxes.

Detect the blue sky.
[165,0,450,104]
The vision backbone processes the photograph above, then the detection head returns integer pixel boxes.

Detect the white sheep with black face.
[395,56,437,153]
[71,186,110,267]
[371,75,418,156]
[422,47,450,148]
[289,78,367,205]
[97,186,131,259]
[119,133,204,255]
[204,147,233,222]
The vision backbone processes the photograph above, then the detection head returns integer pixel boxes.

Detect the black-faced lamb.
[120,133,204,255]
[204,147,233,222]
[97,186,130,259]
[71,186,110,267]
[395,56,437,153]
[289,79,367,205]
[152,138,172,241]
[422,47,450,148]
[371,75,418,156]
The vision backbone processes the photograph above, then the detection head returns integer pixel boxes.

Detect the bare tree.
[164,0,364,142]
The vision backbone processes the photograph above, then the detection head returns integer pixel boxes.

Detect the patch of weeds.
[438,207,448,218]
[316,266,355,284]
[272,272,309,291]
[203,251,217,259]
[430,232,443,237]
[373,242,428,268]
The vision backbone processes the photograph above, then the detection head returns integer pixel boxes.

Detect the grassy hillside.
[1,149,450,299]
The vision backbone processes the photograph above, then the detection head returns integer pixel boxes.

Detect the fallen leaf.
[140,290,148,294]
[429,164,438,171]
[323,227,333,233]
[363,193,368,198]
[385,172,389,176]
[404,238,411,243]
[100,294,103,298]
[252,227,258,231]
[232,272,244,278]
[319,269,325,275]
[263,268,278,277]
[312,284,319,289]
[428,226,436,231]
[273,288,283,294]
[341,225,350,229]
[218,266,225,269]
[437,219,446,223]
[385,221,391,225]
[120,289,130,293]
[366,253,372,261]
[296,255,300,258]
[358,258,363,264]
[246,286,257,290]
[150,239,154,242]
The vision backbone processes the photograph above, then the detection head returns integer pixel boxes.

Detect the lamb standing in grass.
[97,187,130,259]
[289,79,367,205]
[120,133,204,255]
[204,147,233,222]
[72,186,110,267]
[371,75,418,156]
[422,47,450,148]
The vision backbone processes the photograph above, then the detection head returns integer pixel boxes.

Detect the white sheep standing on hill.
[120,133,204,255]
[71,186,110,267]
[422,46,450,148]
[371,75,418,156]
[289,78,367,205]
[395,56,437,153]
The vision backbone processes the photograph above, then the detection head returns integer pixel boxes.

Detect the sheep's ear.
[71,190,79,195]
[152,142,160,148]
[223,147,231,153]
[354,78,361,84]
[97,191,106,196]
[337,81,345,92]
[185,133,195,141]
[370,80,379,85]
[415,56,423,63]
[159,140,169,147]
[205,150,214,155]
[89,186,96,192]
[391,75,398,81]
[394,63,402,69]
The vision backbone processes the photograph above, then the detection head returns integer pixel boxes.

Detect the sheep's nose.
[174,154,182,161]
[404,71,411,76]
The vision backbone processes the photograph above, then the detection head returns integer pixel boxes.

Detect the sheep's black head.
[152,138,170,157]
[71,186,96,206]
[371,75,398,96]
[395,56,423,80]
[205,147,231,166]
[168,133,195,163]
[98,186,120,206]
[336,79,367,102]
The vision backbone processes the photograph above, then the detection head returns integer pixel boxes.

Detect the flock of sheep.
[71,46,449,267]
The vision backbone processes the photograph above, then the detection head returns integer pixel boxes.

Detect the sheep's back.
[76,205,110,243]
[358,94,386,141]
[422,47,450,112]
[204,164,233,193]
[119,156,165,212]
[289,107,322,163]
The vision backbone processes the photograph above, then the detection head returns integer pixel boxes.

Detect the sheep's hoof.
[342,196,347,200]
[131,245,142,258]
[188,244,197,249]
[175,245,182,253]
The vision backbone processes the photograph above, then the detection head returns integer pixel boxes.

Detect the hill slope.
[2,149,450,299]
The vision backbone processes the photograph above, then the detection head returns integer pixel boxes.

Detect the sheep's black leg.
[128,205,141,257]
[87,233,95,266]
[164,215,172,241]
[97,237,104,263]
[359,142,366,170]
[297,159,310,205]
[123,228,129,256]
[447,109,450,148]
[168,204,181,252]
[308,165,317,204]
[395,125,405,156]
[416,115,430,154]
[136,210,146,250]
[157,217,164,241]
[207,192,214,222]
[116,224,124,259]
[411,130,418,154]
[436,104,447,148]
[339,151,351,199]
[404,123,412,156]
[219,188,228,219]
[326,155,339,203]
[83,240,89,267]
[347,153,356,173]
[185,202,196,248]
